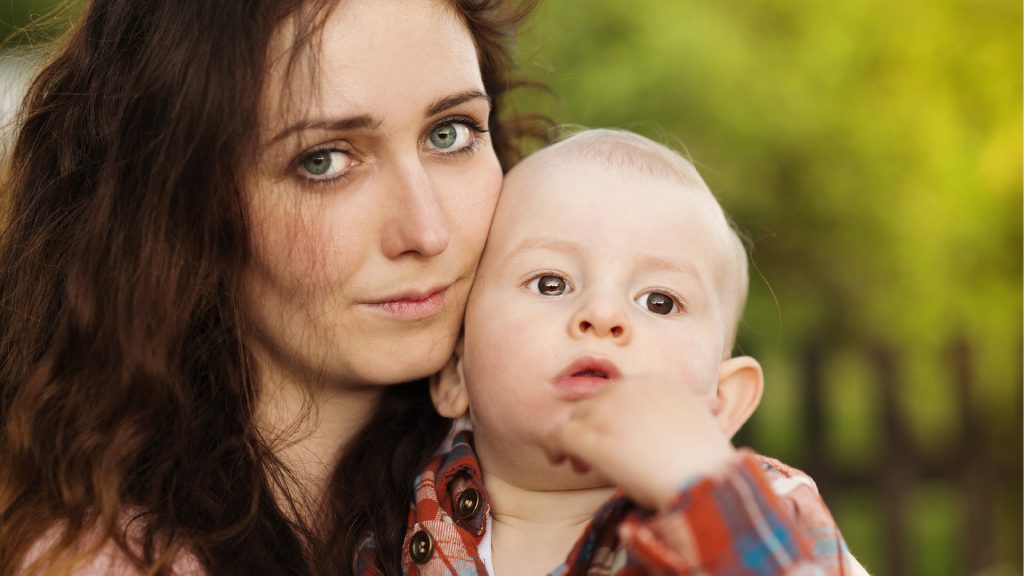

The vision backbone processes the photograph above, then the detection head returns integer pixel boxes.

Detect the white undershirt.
[478,514,495,575]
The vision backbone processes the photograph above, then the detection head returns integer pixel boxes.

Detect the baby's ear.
[714,356,764,439]
[429,337,469,418]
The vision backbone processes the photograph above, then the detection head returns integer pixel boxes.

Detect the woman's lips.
[364,285,450,321]
[552,356,621,400]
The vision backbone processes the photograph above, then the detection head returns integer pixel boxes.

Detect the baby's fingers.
[545,410,606,471]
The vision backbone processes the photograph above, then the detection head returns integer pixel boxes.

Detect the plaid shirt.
[355,432,850,576]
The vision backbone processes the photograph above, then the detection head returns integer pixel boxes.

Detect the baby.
[397,130,866,575]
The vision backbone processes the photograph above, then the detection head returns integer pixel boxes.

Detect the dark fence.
[739,337,1023,575]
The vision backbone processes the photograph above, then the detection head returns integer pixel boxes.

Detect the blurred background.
[2,1,1021,574]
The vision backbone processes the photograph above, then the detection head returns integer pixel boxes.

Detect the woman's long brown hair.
[0,1,547,574]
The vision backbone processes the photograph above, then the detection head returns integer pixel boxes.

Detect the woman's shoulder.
[23,509,205,576]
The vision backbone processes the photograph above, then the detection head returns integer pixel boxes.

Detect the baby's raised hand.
[544,375,736,511]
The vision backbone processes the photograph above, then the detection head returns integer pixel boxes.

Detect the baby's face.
[461,156,737,490]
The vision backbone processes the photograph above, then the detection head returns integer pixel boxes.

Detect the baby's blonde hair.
[520,128,749,355]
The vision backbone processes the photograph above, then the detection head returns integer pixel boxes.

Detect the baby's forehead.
[503,135,745,284]
[502,150,734,264]
[503,143,718,227]
[508,133,705,191]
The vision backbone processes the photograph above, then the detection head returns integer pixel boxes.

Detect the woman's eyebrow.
[267,90,488,146]
[268,115,381,146]
[426,90,491,116]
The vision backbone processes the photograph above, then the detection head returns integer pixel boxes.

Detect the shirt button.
[454,488,482,520]
[409,529,433,564]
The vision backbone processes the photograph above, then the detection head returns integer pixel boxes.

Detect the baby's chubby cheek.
[704,392,722,415]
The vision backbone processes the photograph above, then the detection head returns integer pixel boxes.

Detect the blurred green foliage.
[2,0,1021,574]
[0,0,79,45]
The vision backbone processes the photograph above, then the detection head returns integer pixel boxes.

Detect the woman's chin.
[355,338,457,386]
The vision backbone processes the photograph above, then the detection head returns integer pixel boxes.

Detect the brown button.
[409,529,433,564]
[454,488,482,520]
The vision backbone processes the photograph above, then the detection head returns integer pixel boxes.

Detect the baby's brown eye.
[532,274,568,296]
[638,292,677,315]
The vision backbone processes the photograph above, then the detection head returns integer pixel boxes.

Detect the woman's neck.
[254,362,383,519]
[483,470,615,575]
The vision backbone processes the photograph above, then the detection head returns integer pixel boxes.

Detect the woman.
[0,0,542,574]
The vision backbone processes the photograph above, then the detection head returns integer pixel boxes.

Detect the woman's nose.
[381,157,451,259]
[568,294,631,344]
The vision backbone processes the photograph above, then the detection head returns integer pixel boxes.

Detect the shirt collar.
[414,430,490,536]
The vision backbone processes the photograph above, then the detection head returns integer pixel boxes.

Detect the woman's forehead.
[259,0,479,132]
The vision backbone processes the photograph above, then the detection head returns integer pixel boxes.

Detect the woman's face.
[244,0,502,388]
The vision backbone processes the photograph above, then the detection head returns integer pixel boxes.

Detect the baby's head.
[492,129,750,354]
[432,129,762,489]
[556,130,742,349]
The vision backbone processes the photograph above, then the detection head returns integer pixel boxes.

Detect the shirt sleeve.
[755,453,855,575]
[617,449,849,576]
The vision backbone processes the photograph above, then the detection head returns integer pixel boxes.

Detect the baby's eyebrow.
[635,254,704,282]
[512,237,585,257]
[509,238,705,282]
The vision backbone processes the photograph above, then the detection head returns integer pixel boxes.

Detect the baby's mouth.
[552,357,621,399]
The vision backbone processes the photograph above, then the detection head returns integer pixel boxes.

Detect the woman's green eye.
[637,291,677,315]
[531,274,570,296]
[299,149,352,181]
[302,152,332,175]
[428,122,472,150]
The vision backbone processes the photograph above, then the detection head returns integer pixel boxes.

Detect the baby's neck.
[483,470,615,576]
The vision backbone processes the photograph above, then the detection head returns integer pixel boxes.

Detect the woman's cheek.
[245,202,361,362]
[259,195,357,290]
[444,152,503,254]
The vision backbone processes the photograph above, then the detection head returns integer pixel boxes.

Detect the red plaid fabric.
[354,432,851,576]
